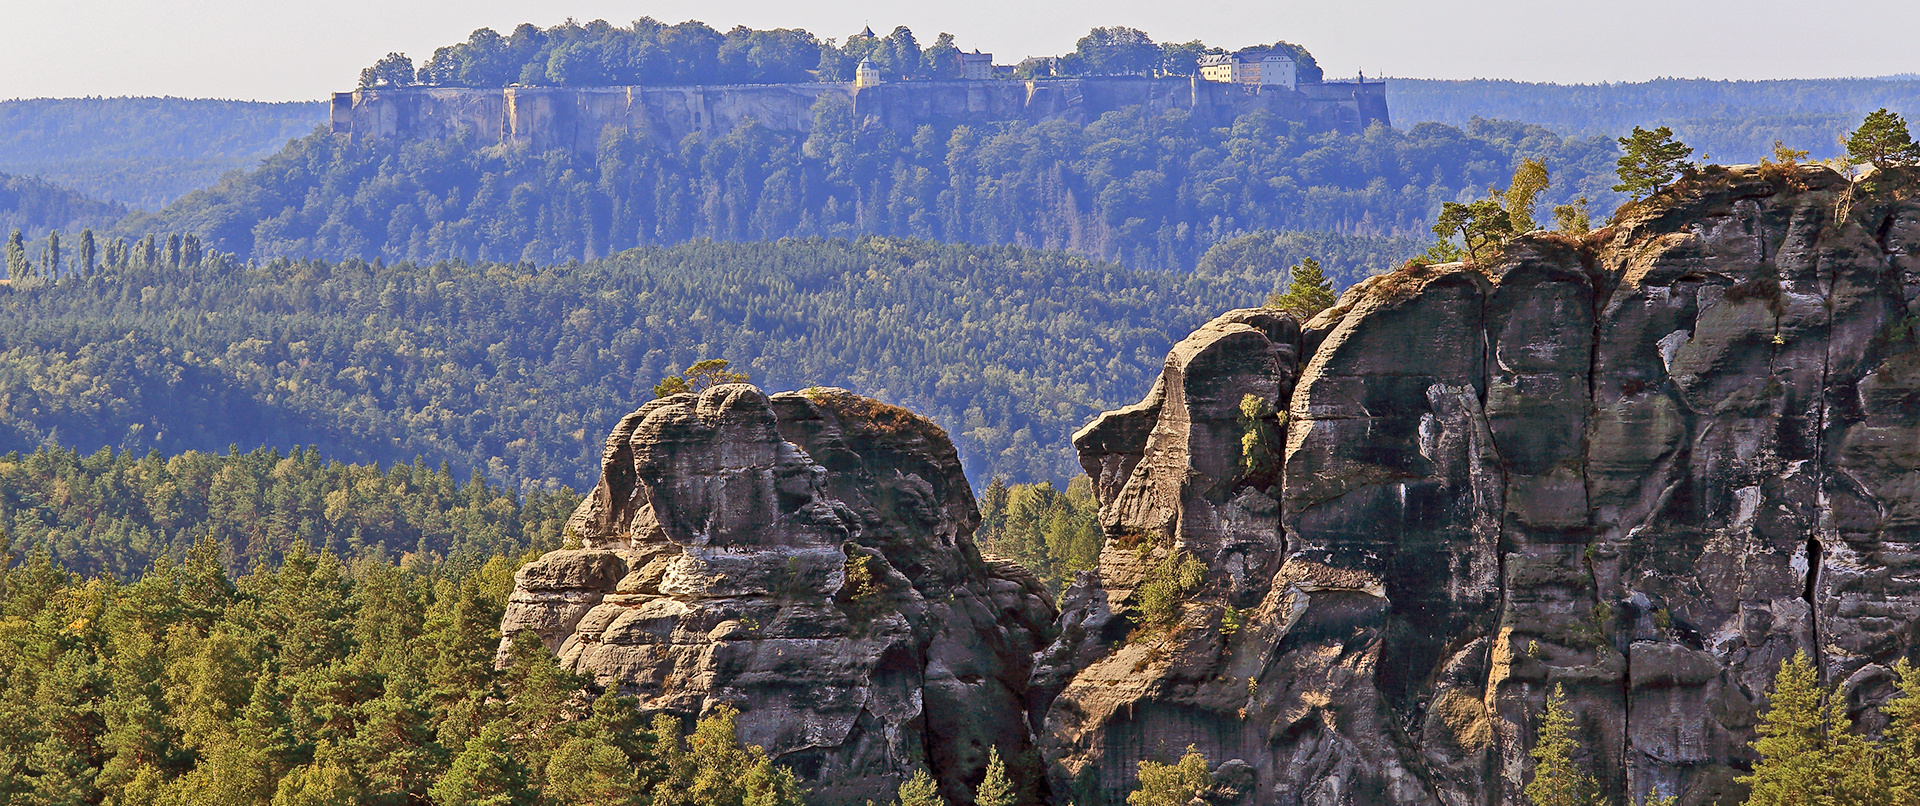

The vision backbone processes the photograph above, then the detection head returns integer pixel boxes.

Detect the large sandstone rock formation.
[499,385,1055,805]
[1040,165,1920,806]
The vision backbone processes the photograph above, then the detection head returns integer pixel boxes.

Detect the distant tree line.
[1389,76,1920,164]
[0,236,1308,488]
[362,19,1325,89]
[132,104,1607,271]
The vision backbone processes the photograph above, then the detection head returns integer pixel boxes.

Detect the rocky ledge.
[499,385,1055,805]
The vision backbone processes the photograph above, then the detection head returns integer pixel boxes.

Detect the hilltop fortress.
[329,75,1389,154]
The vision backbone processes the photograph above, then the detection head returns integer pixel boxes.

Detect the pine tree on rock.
[1846,109,1920,172]
[1613,126,1694,200]
[1266,257,1337,320]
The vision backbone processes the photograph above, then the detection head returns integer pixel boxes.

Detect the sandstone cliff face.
[499,385,1055,805]
[1041,165,1920,806]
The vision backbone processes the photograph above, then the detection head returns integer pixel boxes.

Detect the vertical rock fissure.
[1804,225,1839,676]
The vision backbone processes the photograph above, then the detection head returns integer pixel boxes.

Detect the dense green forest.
[130,106,1587,269]
[974,477,1102,594]
[1389,77,1920,164]
[0,536,820,806]
[0,98,326,208]
[0,444,578,580]
[0,172,126,240]
[0,234,1318,487]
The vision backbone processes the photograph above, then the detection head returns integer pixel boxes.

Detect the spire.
[859,24,875,38]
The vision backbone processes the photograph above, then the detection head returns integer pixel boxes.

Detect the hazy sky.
[7,0,1917,101]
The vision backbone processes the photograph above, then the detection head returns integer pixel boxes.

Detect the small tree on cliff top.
[1266,257,1337,320]
[652,358,750,398]
[1613,126,1694,200]
[1845,108,1920,172]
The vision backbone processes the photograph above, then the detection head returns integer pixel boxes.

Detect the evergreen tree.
[742,750,805,806]
[897,769,941,806]
[1882,659,1920,805]
[7,228,28,280]
[269,740,357,806]
[430,723,533,806]
[1844,109,1920,171]
[1431,198,1514,263]
[77,229,95,277]
[1552,197,1592,236]
[1267,257,1337,320]
[1741,651,1832,806]
[1525,685,1597,806]
[41,231,61,280]
[1613,126,1694,200]
[976,747,1015,806]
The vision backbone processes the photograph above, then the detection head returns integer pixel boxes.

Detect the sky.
[5,0,1918,102]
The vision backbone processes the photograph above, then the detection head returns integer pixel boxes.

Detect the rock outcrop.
[500,165,1920,806]
[1039,165,1920,806]
[499,385,1055,805]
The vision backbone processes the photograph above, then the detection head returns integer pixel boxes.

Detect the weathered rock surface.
[499,385,1055,805]
[1039,165,1920,806]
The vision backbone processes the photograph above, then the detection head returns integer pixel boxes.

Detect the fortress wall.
[856,81,1030,131]
[333,78,1390,153]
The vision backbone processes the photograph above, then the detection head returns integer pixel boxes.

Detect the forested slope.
[0,98,326,208]
[0,172,126,239]
[131,106,1610,269]
[0,236,1311,487]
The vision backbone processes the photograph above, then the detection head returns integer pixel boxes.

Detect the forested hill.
[130,105,1613,269]
[0,172,126,239]
[0,235,1331,487]
[1389,77,1920,164]
[0,97,326,208]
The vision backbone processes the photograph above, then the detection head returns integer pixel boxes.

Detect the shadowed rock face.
[1040,166,1920,806]
[499,385,1056,806]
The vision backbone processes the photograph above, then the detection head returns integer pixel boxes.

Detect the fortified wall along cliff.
[330,76,1390,154]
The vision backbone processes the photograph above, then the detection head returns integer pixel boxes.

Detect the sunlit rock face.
[1037,165,1920,806]
[499,385,1056,806]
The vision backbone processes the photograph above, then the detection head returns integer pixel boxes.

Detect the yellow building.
[855,57,883,88]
